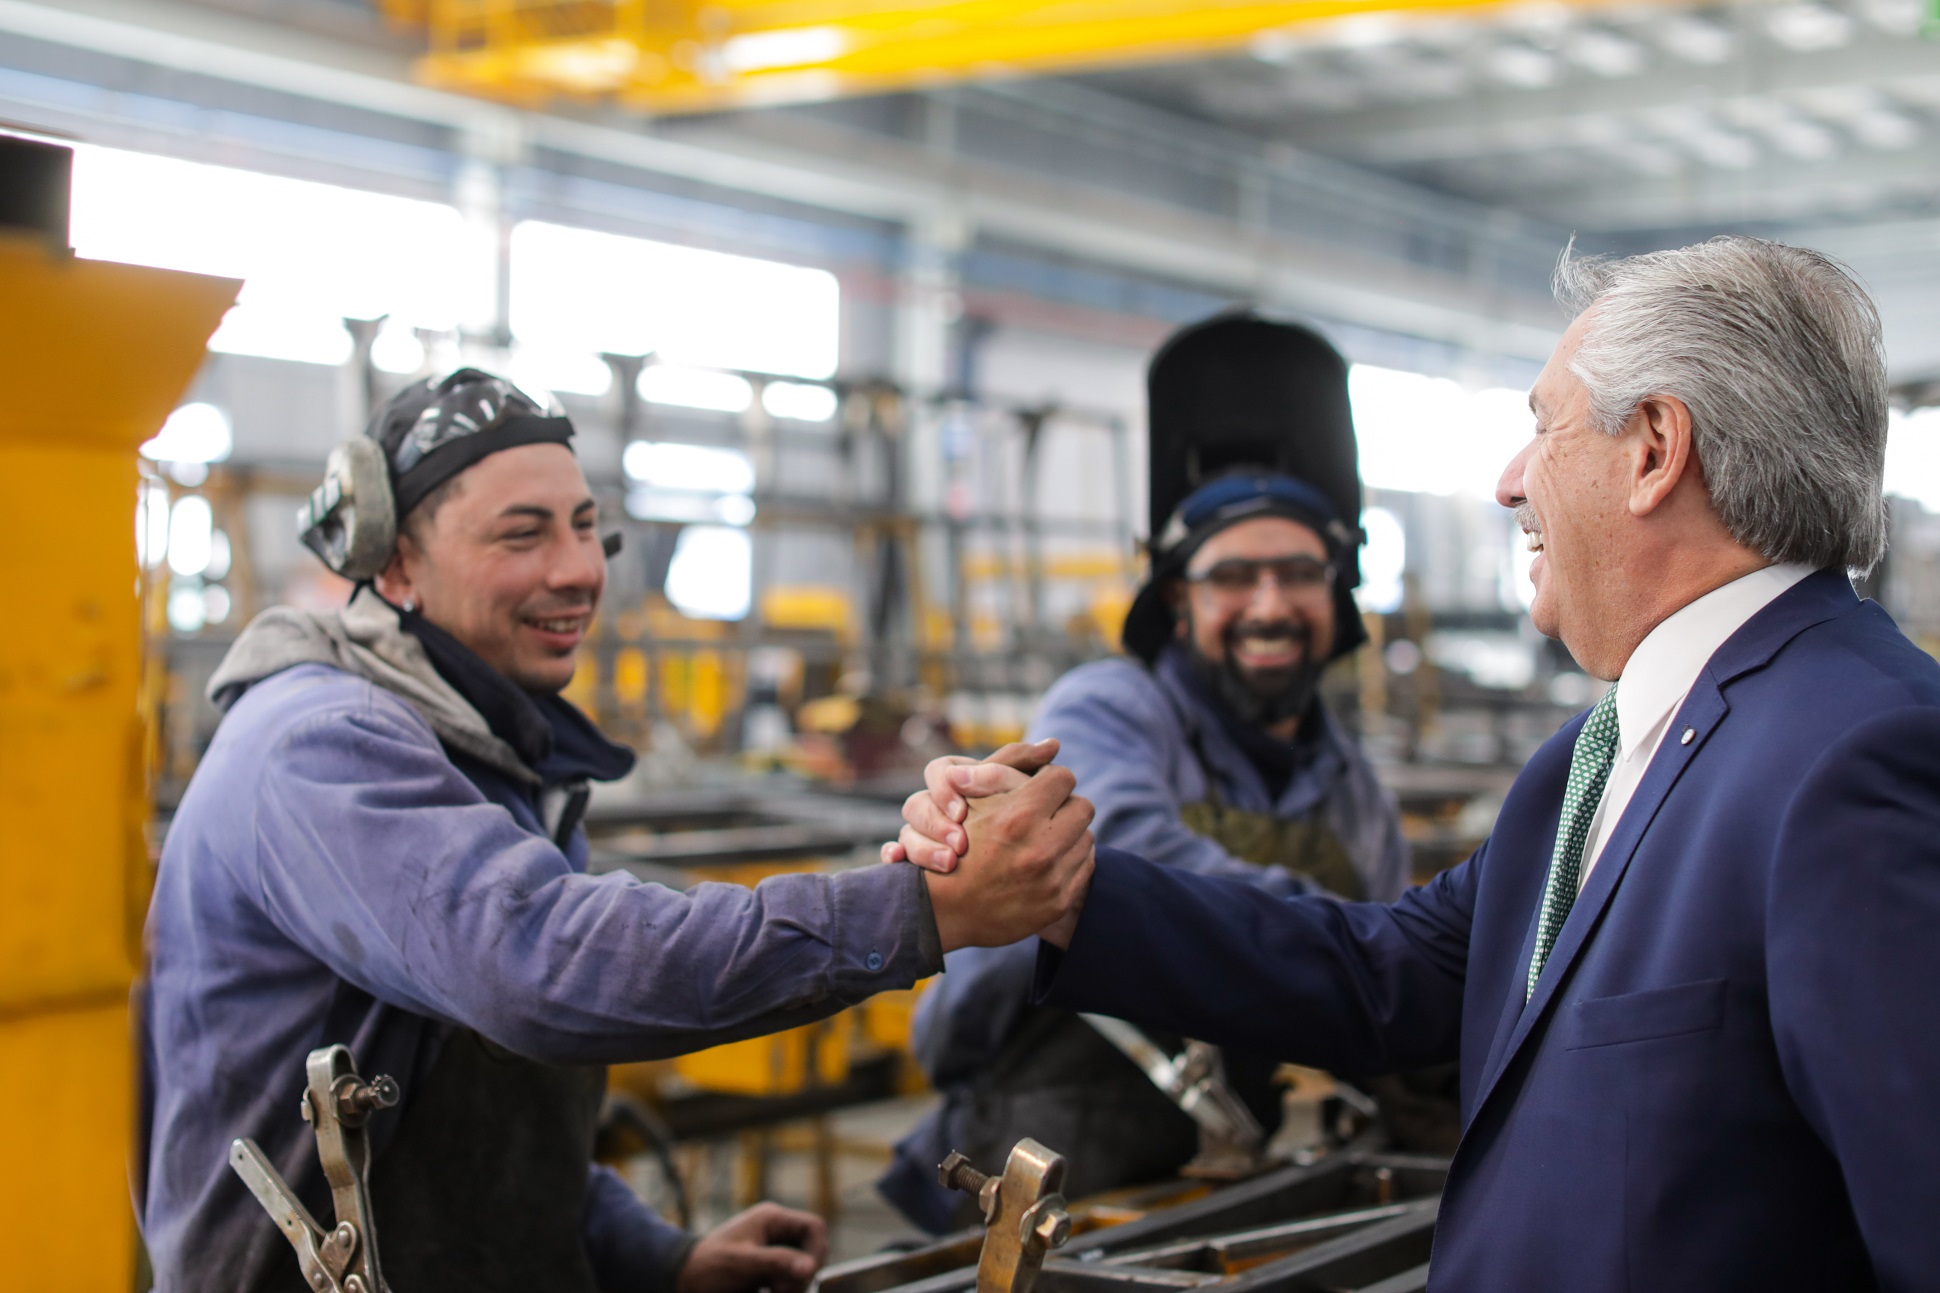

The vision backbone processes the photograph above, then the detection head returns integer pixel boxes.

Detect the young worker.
[139,369,1095,1291]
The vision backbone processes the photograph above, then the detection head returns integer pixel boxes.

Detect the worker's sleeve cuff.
[1031,846,1135,1008]
[826,862,946,999]
[583,1164,696,1293]
[1031,939,1065,1004]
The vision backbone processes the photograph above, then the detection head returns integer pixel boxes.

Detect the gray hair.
[1553,235,1888,574]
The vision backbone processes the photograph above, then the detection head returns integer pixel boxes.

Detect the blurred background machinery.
[9,0,1940,1281]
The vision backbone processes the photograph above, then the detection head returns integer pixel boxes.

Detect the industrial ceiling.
[4,0,1938,378]
[1083,0,1939,233]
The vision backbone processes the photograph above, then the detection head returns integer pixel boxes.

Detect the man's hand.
[915,764,1096,954]
[881,740,1061,874]
[675,1202,828,1293]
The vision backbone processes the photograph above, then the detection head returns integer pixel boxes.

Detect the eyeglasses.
[1184,555,1337,597]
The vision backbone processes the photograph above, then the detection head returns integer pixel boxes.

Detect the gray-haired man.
[893,237,1940,1290]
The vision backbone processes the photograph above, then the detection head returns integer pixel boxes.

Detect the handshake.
[881,739,1097,954]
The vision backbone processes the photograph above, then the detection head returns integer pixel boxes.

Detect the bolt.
[938,1152,1003,1224]
[1033,1209,1071,1249]
[938,1151,989,1195]
[335,1074,402,1125]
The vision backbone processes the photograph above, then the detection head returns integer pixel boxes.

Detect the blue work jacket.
[141,637,939,1289]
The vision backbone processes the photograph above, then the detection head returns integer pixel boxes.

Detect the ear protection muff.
[299,401,628,583]
[298,437,396,582]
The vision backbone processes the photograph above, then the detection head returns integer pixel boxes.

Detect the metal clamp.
[229,1044,400,1293]
[939,1139,1072,1293]
[1079,1016,1265,1180]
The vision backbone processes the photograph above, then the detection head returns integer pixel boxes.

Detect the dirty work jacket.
[141,593,941,1291]
[1041,572,1940,1291]
[913,647,1407,1093]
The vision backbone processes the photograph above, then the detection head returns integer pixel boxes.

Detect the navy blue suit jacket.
[1042,571,1940,1291]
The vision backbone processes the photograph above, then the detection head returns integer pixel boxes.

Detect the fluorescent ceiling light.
[1656,15,1735,64]
[665,526,754,621]
[1765,4,1854,51]
[720,27,850,73]
[625,489,757,526]
[762,381,839,422]
[622,441,757,494]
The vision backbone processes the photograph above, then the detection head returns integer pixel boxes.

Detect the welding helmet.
[1120,311,1367,665]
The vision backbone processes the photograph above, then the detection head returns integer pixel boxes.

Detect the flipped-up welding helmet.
[1120,311,1367,665]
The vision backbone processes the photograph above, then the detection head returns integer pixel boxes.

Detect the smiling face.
[1172,515,1336,713]
[1498,313,1637,665]
[377,442,605,693]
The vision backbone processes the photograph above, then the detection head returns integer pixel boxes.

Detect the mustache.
[1223,619,1309,648]
[1515,502,1542,537]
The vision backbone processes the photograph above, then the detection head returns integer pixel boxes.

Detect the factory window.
[1886,406,1940,513]
[638,366,756,414]
[664,526,755,621]
[508,221,840,394]
[622,441,758,526]
[1349,365,1532,501]
[1357,506,1407,614]
[141,403,233,479]
[69,146,466,367]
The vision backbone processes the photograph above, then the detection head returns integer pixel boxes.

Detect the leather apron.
[368,1030,609,1291]
[1182,734,1460,1157]
[251,1026,609,1292]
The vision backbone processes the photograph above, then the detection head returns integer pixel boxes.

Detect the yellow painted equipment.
[609,855,929,1099]
[0,233,237,1286]
[396,0,1566,114]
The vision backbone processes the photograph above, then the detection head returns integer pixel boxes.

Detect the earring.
[402,596,417,614]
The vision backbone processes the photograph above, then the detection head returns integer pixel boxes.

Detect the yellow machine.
[0,232,238,1285]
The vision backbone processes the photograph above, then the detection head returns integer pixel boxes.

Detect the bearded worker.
[880,317,1408,1231]
[892,238,1940,1290]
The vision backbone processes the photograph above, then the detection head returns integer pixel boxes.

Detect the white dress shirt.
[1577,562,1816,888]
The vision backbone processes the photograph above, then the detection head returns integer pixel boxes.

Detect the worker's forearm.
[443,863,945,1065]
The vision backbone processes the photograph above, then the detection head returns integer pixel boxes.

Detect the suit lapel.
[1468,678,1730,1115]
[1453,572,1861,1143]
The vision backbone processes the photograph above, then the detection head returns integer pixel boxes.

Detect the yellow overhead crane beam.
[390,0,1544,115]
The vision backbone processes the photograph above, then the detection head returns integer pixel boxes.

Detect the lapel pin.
[1680,727,1696,745]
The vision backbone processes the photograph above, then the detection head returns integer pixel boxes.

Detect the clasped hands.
[881,738,1096,953]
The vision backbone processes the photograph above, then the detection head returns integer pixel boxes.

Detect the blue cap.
[1155,472,1355,558]
[1121,470,1365,666]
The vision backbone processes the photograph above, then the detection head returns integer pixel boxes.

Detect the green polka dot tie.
[1527,683,1621,1002]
